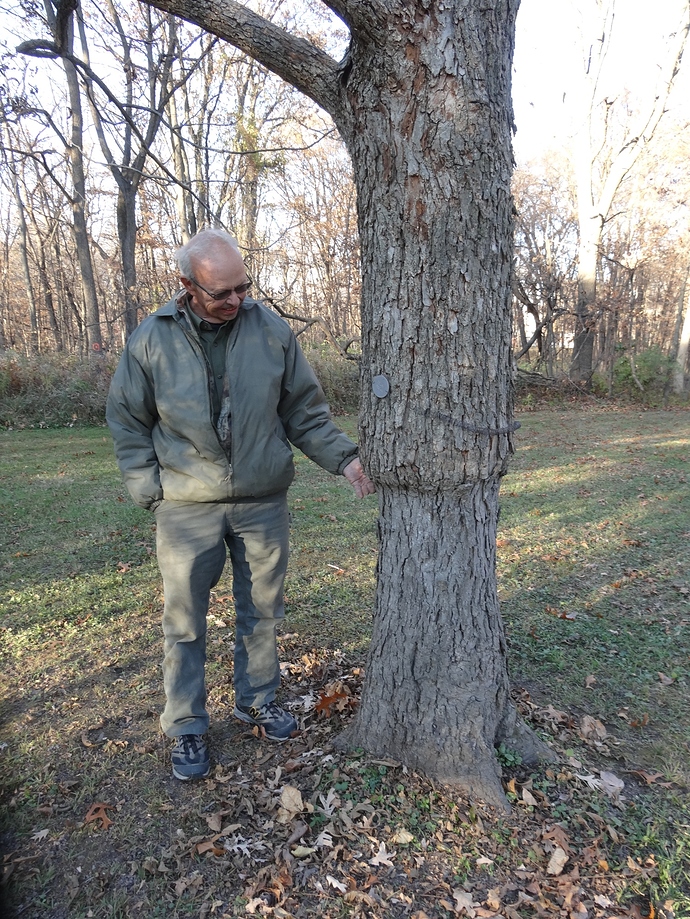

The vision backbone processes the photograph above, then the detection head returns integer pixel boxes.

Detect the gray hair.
[175,228,241,278]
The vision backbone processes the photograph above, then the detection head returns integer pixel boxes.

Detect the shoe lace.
[251,701,283,720]
[177,734,201,755]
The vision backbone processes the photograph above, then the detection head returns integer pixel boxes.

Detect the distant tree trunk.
[571,222,598,385]
[673,268,690,394]
[33,234,63,352]
[167,64,196,242]
[45,0,104,354]
[8,173,39,353]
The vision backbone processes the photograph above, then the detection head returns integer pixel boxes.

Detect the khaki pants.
[154,494,289,738]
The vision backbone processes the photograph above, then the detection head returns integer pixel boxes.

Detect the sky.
[511,0,690,163]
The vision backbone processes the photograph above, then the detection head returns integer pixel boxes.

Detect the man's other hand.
[343,458,376,498]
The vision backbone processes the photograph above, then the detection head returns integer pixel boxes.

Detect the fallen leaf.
[195,840,224,856]
[579,715,607,741]
[453,889,478,916]
[369,841,395,867]
[315,690,352,718]
[585,674,597,688]
[658,672,674,686]
[278,785,303,818]
[205,813,223,833]
[599,770,625,801]
[546,605,578,620]
[315,829,334,848]
[84,802,113,830]
[31,829,49,841]
[628,770,673,788]
[485,888,501,910]
[80,732,106,748]
[576,773,602,790]
[546,846,569,876]
[543,825,571,854]
[326,874,347,893]
[521,788,538,807]
[292,845,316,858]
[390,828,414,845]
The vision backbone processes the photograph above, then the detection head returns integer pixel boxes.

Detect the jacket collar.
[153,292,259,319]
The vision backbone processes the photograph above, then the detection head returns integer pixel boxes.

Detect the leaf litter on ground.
[2,410,689,918]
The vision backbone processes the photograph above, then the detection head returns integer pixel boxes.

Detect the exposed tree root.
[334,725,511,813]
[334,706,556,815]
[497,707,558,766]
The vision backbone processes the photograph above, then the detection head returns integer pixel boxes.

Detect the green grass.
[1,408,689,918]
[499,409,690,783]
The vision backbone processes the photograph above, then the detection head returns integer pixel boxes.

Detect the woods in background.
[1,0,689,396]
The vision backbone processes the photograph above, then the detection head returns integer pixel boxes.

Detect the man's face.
[181,245,251,323]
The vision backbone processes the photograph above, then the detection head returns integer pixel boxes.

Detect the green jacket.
[106,295,358,509]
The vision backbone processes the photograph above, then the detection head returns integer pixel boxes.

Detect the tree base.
[334,710,555,814]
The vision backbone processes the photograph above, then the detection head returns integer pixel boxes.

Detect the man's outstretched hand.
[343,458,376,498]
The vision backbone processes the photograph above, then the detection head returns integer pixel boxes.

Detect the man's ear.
[180,277,194,294]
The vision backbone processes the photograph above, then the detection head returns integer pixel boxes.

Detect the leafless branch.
[263,294,360,361]
[143,0,342,117]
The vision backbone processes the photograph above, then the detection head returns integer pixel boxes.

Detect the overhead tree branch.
[143,0,343,117]
[318,0,388,42]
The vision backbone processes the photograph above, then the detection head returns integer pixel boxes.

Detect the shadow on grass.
[1,409,689,917]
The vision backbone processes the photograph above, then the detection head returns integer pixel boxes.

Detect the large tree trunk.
[354,485,514,798]
[331,3,543,806]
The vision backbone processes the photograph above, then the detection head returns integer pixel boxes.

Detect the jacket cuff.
[337,451,358,475]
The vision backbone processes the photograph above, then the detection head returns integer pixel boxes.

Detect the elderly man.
[107,228,374,780]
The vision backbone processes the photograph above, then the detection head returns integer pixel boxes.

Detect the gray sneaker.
[234,701,298,742]
[171,734,210,780]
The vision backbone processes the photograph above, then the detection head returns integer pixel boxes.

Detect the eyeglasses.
[190,276,253,301]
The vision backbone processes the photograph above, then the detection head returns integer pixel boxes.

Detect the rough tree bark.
[142,0,550,808]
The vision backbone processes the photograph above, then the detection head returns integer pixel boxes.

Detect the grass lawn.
[0,407,688,919]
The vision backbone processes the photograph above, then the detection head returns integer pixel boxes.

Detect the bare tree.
[569,0,690,386]
[17,0,104,353]
[139,0,551,808]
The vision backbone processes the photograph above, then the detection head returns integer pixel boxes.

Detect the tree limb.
[143,0,343,117]
[263,294,360,361]
[319,0,388,42]
[514,309,567,362]
[597,5,690,219]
